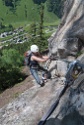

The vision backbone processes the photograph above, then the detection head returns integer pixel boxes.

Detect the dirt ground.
[0,67,34,108]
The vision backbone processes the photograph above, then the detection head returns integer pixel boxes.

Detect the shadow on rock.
[45,111,84,125]
[61,111,84,125]
[45,118,61,125]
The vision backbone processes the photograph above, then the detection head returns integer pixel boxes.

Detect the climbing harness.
[37,60,84,125]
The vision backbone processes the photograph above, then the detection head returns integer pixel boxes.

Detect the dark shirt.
[30,55,39,68]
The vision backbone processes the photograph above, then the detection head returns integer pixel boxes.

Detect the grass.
[0,0,60,27]
[0,0,60,48]
[44,20,60,27]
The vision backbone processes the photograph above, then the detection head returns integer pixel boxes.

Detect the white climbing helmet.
[30,45,39,53]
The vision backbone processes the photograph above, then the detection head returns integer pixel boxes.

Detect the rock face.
[0,0,84,125]
[0,78,65,125]
[48,0,84,77]
[49,0,84,55]
[45,73,84,125]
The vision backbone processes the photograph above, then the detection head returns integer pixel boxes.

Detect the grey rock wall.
[48,0,84,77]
[0,79,65,125]
[0,1,84,125]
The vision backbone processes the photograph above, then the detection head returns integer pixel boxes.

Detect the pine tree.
[38,4,44,39]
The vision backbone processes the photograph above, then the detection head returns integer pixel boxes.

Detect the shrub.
[0,48,24,92]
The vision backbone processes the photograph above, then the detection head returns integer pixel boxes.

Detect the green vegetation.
[0,23,14,33]
[46,0,64,18]
[0,0,59,25]
[0,0,64,92]
[0,48,24,91]
[32,0,47,5]
[0,35,48,92]
[0,29,50,92]
[2,0,21,12]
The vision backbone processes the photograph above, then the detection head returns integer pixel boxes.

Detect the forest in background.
[0,0,65,92]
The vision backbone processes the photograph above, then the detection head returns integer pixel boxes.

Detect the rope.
[37,60,84,125]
